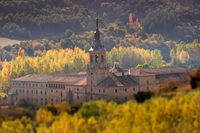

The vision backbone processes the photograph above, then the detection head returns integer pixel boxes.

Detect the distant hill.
[0,0,200,42]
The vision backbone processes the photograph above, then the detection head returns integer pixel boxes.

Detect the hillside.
[0,0,200,42]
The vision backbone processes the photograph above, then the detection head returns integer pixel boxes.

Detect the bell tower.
[87,17,107,87]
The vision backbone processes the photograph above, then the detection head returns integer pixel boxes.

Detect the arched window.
[101,55,104,62]
[95,55,98,63]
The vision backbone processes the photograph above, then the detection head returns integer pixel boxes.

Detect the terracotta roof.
[12,73,87,86]
[156,73,190,83]
[131,66,188,76]
[97,74,138,87]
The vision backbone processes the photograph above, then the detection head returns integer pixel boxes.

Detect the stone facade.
[9,18,190,107]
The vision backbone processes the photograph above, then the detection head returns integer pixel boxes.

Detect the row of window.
[89,88,137,93]
[13,82,65,89]
[48,84,65,89]
[16,89,63,97]
[15,87,138,97]
[16,97,64,105]
[86,96,128,101]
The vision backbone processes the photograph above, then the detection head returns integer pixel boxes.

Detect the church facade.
[9,18,190,106]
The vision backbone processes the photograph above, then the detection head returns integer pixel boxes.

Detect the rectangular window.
[115,97,118,101]
[51,99,53,104]
[45,99,47,104]
[125,88,127,92]
[115,89,117,93]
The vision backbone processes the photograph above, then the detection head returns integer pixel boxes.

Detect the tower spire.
[94,13,100,41]
[89,13,105,51]
[96,13,99,30]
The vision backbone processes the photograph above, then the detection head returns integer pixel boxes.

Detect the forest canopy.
[0,90,199,133]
